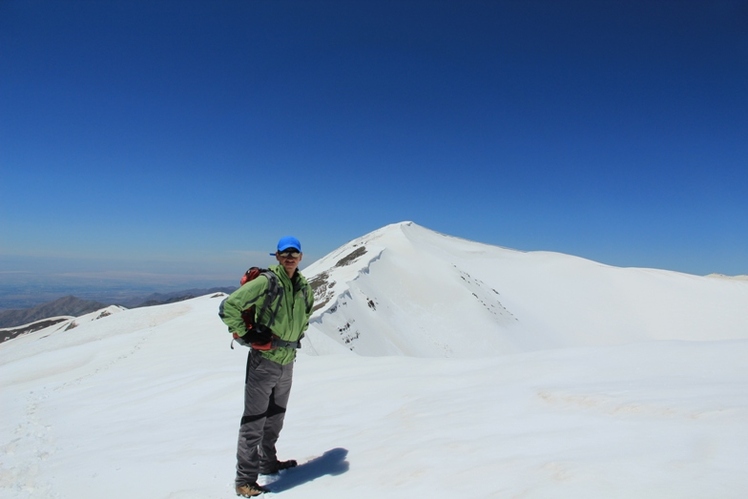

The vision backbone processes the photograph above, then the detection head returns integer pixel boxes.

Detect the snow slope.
[2,222,748,498]
[304,222,748,356]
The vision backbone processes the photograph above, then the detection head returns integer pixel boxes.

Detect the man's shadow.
[263,447,349,493]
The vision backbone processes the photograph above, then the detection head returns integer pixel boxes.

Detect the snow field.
[2,222,748,498]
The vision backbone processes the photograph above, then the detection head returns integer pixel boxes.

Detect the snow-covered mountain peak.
[302,222,748,358]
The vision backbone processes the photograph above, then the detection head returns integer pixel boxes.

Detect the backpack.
[219,267,283,350]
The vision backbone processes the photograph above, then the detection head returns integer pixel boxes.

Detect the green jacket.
[221,265,314,365]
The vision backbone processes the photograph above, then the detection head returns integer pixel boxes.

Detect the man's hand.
[250,341,273,351]
[232,331,274,351]
[244,325,273,344]
[232,332,252,347]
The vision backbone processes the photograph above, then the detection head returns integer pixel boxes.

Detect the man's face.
[276,250,302,276]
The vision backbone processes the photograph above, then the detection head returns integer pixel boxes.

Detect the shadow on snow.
[264,447,350,493]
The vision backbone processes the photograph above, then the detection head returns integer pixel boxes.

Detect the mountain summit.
[302,221,748,357]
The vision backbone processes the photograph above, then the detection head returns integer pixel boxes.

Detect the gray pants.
[236,349,294,486]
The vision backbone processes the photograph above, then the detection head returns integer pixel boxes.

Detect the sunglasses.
[278,250,301,258]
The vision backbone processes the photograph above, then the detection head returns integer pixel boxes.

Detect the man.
[220,236,314,497]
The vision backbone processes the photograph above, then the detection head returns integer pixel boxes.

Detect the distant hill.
[0,287,237,330]
[124,287,236,308]
[0,317,73,343]
[0,296,108,329]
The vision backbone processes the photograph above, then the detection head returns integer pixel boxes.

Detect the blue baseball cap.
[271,236,302,255]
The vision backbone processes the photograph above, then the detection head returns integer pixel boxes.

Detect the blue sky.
[1,0,747,290]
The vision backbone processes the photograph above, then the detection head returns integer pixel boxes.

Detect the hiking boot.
[235,482,267,497]
[260,459,298,475]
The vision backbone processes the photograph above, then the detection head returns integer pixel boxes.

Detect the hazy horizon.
[3,220,747,311]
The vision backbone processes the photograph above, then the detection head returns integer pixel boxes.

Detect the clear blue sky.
[1,0,747,289]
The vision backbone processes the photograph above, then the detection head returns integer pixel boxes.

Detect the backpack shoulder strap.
[301,285,312,314]
[257,270,283,328]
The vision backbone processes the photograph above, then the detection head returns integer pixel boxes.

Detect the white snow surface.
[2,222,748,498]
